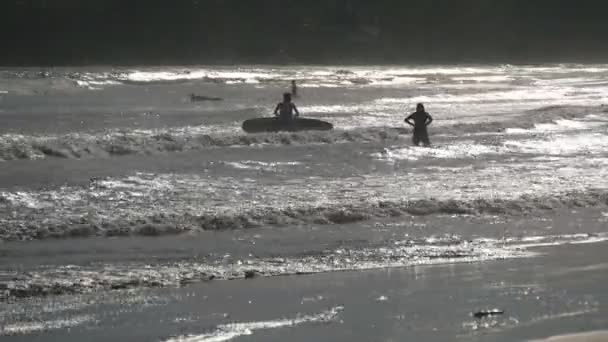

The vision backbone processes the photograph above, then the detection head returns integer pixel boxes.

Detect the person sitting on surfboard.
[404,103,433,146]
[274,92,299,121]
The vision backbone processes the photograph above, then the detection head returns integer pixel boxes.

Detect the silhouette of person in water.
[274,92,299,121]
[291,80,298,97]
[404,103,433,146]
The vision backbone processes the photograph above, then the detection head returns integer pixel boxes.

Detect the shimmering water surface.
[0,64,607,341]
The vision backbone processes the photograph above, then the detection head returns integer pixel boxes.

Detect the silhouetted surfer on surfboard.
[241,92,332,133]
[274,92,299,122]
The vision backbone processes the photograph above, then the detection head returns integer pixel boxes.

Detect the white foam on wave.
[68,72,124,90]
[298,102,406,126]
[125,69,282,84]
[131,123,240,137]
[0,122,242,160]
[368,76,422,86]
[299,104,364,114]
[6,64,608,95]
[505,119,606,134]
[298,82,340,88]
[0,315,94,336]
[376,87,576,105]
[504,133,608,155]
[309,70,334,76]
[96,174,174,192]
[517,65,608,74]
[374,134,608,161]
[0,191,49,209]
[504,233,608,249]
[452,75,513,83]
[371,66,505,76]
[533,76,608,86]
[3,150,606,228]
[165,306,344,342]
[584,114,608,122]
[222,161,302,171]
[75,79,121,90]
[372,143,499,161]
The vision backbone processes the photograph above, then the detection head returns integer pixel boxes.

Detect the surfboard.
[242,117,333,133]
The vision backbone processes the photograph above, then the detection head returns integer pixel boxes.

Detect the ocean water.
[1,64,608,340]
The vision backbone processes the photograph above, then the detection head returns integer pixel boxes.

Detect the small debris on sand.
[473,309,504,319]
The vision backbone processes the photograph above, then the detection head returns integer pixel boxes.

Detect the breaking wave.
[4,64,608,95]
[0,105,601,161]
[1,189,606,242]
[0,128,405,161]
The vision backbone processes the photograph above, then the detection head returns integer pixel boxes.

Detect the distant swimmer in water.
[404,103,433,146]
[291,80,298,97]
[190,94,222,102]
[274,92,299,121]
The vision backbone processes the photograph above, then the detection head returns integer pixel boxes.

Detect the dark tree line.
[1,0,607,65]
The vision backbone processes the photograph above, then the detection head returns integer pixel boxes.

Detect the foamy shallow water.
[2,237,608,341]
[165,307,344,342]
[530,331,608,342]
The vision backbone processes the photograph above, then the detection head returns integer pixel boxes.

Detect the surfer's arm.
[426,114,433,126]
[404,114,414,126]
[273,103,281,116]
[292,104,300,117]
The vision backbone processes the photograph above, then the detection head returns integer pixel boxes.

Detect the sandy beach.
[2,239,608,341]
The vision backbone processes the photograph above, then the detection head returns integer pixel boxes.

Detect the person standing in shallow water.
[274,92,299,122]
[291,80,298,97]
[404,103,433,146]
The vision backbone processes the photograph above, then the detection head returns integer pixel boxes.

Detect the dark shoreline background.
[2,0,608,66]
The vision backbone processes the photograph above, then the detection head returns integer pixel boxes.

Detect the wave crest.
[0,105,601,161]
[0,128,408,161]
[1,189,606,242]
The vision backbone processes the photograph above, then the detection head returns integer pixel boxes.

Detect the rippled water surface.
[1,64,607,340]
